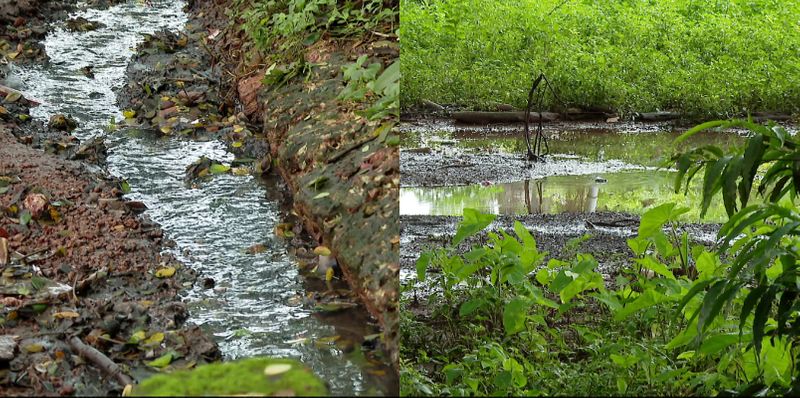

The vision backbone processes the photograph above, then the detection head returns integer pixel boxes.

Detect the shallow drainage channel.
[11,1,390,395]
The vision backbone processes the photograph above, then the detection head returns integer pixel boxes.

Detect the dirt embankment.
[0,3,220,397]
[181,0,400,364]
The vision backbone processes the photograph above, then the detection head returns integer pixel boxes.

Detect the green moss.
[132,357,328,396]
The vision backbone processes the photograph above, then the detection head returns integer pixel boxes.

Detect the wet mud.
[0,85,219,397]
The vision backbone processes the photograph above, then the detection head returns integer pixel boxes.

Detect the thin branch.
[68,336,133,387]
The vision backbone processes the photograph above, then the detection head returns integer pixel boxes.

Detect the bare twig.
[68,336,133,387]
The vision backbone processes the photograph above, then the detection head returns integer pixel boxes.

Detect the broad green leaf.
[503,297,528,336]
[638,203,687,238]
[415,252,432,282]
[452,208,495,246]
[459,298,486,317]
[635,257,674,280]
[698,333,740,356]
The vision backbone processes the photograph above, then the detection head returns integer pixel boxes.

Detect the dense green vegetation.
[401,121,800,395]
[401,0,800,118]
[230,0,400,120]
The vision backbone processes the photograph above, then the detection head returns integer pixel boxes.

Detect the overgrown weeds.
[401,0,800,118]
[401,119,800,395]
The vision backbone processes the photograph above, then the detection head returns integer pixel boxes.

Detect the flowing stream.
[9,0,391,395]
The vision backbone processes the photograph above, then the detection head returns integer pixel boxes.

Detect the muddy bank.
[401,150,647,188]
[401,213,720,286]
[0,113,219,395]
[182,0,400,365]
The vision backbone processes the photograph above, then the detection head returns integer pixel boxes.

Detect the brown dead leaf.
[53,311,80,319]
[0,237,7,266]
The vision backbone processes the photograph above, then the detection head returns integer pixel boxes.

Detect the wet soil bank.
[0,78,218,397]
[400,117,698,188]
[180,0,399,365]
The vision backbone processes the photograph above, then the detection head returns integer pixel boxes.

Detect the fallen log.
[452,111,559,124]
[635,111,680,121]
[68,336,133,387]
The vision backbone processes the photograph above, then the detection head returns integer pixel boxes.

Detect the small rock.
[0,335,17,361]
[48,114,78,131]
[65,17,105,32]
[202,278,215,289]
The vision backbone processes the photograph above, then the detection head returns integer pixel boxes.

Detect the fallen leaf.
[155,267,176,278]
[0,237,7,266]
[123,109,136,118]
[209,163,230,174]
[232,167,249,176]
[25,344,44,353]
[146,352,173,368]
[128,330,146,345]
[143,332,164,346]
[263,363,292,376]
[53,311,80,319]
[247,244,267,254]
[312,192,330,200]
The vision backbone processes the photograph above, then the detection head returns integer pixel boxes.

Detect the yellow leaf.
[231,141,243,148]
[160,126,171,134]
[232,167,249,176]
[325,267,334,282]
[233,125,245,133]
[25,344,44,353]
[122,109,136,118]
[263,364,292,376]
[122,384,133,397]
[128,330,146,344]
[313,246,331,256]
[155,267,176,278]
[143,332,164,346]
[53,311,80,319]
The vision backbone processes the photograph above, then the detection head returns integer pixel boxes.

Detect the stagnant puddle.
[400,122,745,222]
[401,170,729,222]
[10,0,391,395]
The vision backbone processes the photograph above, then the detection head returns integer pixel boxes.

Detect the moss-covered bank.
[188,0,400,365]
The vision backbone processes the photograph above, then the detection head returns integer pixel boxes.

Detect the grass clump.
[401,0,800,118]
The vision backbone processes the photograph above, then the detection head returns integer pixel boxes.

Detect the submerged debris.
[47,113,78,131]
[65,17,105,32]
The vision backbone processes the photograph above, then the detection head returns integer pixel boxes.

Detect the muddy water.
[10,0,390,395]
[400,122,745,222]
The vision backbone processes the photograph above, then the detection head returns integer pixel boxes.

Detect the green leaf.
[503,297,528,336]
[753,285,777,356]
[147,352,174,368]
[209,163,230,174]
[19,210,31,226]
[638,203,687,238]
[699,333,740,356]
[452,208,495,246]
[673,120,727,144]
[415,252,432,282]
[635,256,675,280]
[459,298,486,317]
